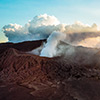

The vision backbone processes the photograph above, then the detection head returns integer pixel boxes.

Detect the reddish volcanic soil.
[0,40,100,100]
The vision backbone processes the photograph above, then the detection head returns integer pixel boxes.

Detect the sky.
[0,0,100,43]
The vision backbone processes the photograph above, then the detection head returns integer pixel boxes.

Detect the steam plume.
[40,31,66,57]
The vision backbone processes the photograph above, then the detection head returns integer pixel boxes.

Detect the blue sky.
[0,0,100,42]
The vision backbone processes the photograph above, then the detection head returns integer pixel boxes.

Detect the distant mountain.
[0,40,100,100]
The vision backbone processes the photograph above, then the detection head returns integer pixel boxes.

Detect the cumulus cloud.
[29,14,60,27]
[65,21,98,33]
[2,14,100,49]
[3,14,60,42]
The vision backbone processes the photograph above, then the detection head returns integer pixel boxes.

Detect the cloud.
[29,14,60,27]
[64,21,98,33]
[3,14,60,43]
[2,14,100,48]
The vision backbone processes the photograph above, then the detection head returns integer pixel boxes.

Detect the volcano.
[0,40,100,100]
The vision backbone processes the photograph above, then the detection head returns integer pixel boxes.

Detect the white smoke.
[40,31,98,58]
[40,31,66,57]
[28,43,44,55]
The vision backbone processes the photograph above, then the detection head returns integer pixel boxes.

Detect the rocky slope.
[0,40,100,100]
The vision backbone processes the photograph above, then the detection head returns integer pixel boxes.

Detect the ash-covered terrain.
[1,38,100,100]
